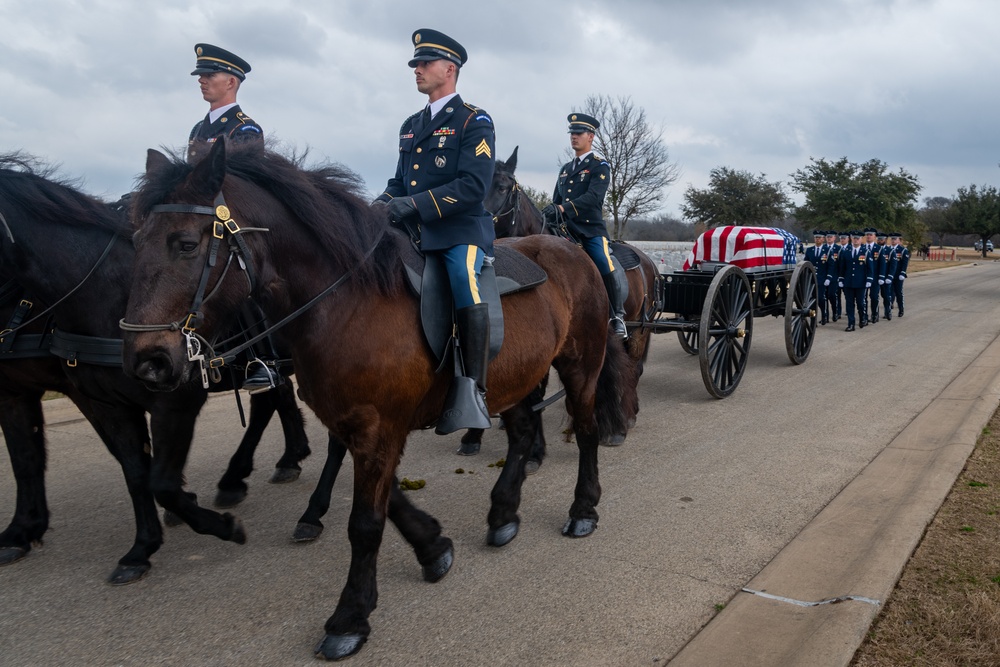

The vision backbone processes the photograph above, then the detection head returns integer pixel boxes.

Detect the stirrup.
[610,316,628,340]
[243,358,281,394]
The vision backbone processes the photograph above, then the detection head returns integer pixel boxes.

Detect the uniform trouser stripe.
[581,236,614,276]
[440,244,484,309]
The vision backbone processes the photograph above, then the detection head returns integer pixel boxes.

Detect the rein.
[0,232,119,339]
[119,190,382,388]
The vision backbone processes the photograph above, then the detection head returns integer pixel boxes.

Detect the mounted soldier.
[541,113,626,338]
[373,29,497,434]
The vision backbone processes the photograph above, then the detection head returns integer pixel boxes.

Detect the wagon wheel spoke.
[785,262,818,365]
[699,266,753,399]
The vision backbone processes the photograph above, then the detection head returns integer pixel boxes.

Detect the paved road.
[2,261,999,666]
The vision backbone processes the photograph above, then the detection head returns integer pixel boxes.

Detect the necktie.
[412,106,431,136]
[572,157,580,172]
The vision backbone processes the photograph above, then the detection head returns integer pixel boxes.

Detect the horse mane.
[134,142,401,296]
[0,152,132,238]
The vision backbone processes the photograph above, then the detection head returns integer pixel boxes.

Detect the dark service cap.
[850,230,864,238]
[408,29,467,68]
[568,113,600,134]
[876,230,887,239]
[191,43,251,80]
[863,227,878,235]
[812,230,825,237]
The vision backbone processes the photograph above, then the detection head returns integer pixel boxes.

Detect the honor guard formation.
[805,227,909,332]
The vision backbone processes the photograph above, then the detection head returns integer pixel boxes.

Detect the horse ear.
[189,138,227,197]
[146,149,171,174]
[507,146,518,172]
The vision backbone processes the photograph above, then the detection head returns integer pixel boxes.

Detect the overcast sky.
[2,0,997,218]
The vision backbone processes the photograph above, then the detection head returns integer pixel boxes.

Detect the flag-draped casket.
[681,226,800,272]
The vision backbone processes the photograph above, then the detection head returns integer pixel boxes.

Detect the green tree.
[789,157,924,245]
[680,167,792,228]
[917,196,954,246]
[579,94,681,239]
[949,184,1000,257]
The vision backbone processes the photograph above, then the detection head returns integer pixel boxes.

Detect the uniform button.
[568,189,573,193]
[413,164,419,170]
[416,148,422,153]
[410,180,417,186]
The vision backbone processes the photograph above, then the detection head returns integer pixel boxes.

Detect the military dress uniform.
[837,233,874,331]
[544,112,626,338]
[882,238,898,320]
[823,232,842,321]
[804,232,829,323]
[375,29,496,435]
[889,233,909,316]
[187,44,263,162]
[866,230,887,323]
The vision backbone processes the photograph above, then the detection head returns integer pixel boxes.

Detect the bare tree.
[578,94,681,239]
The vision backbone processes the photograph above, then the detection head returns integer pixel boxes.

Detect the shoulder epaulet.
[463,103,480,113]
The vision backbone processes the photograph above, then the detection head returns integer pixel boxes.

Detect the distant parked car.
[974,239,994,252]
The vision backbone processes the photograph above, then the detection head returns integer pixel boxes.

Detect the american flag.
[681,226,800,272]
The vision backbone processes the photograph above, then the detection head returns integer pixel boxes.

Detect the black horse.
[0,154,310,583]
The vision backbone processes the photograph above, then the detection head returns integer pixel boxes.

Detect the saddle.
[395,231,548,365]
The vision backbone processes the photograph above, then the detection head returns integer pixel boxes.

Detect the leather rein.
[119,191,381,388]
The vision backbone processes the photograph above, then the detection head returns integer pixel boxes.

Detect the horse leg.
[524,375,550,475]
[148,405,247,545]
[0,394,49,566]
[215,383,309,507]
[386,480,454,582]
[71,398,164,584]
[457,428,483,456]
[269,381,310,483]
[292,432,347,542]
[314,440,398,661]
[215,390,276,508]
[486,399,537,546]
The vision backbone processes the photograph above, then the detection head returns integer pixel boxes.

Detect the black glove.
[541,203,557,222]
[370,198,388,210]
[388,197,417,224]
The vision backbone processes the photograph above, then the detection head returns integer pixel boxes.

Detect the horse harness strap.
[120,191,382,388]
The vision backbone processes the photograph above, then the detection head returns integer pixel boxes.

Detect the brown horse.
[121,140,634,660]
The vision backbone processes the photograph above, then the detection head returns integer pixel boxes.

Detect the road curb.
[668,328,1000,666]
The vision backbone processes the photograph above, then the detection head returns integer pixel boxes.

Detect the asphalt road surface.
[2,260,998,666]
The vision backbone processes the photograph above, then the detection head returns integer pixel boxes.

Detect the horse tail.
[594,333,638,442]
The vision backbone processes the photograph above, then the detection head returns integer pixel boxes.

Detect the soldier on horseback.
[373,29,497,434]
[188,43,277,393]
[541,114,627,338]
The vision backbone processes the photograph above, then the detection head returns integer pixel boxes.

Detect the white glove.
[899,275,905,281]
[866,282,872,289]
[824,279,830,286]
[838,281,844,288]
[878,279,884,285]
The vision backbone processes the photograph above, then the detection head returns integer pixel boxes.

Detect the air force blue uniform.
[838,239,874,329]
[804,237,829,322]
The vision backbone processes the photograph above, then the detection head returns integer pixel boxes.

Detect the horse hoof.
[162,510,183,527]
[525,459,542,476]
[601,433,626,447]
[315,633,367,661]
[269,467,301,484]
[292,522,323,543]
[487,522,519,547]
[214,488,247,509]
[107,563,150,586]
[226,514,247,544]
[456,441,480,456]
[562,517,597,538]
[422,545,454,583]
[0,546,28,566]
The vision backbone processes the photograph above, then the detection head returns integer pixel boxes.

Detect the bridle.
[490,178,521,235]
[119,189,381,387]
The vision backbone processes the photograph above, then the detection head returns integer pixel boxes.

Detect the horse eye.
[179,241,199,253]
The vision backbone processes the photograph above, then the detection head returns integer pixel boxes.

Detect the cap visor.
[408,55,441,67]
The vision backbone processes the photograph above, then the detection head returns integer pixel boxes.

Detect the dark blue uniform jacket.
[838,245,874,288]
[552,153,611,239]
[377,95,496,253]
[188,105,262,159]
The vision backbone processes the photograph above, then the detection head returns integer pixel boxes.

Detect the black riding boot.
[603,272,628,339]
[436,303,491,435]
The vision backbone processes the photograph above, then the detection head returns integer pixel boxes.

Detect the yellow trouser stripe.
[466,245,481,304]
[601,237,615,272]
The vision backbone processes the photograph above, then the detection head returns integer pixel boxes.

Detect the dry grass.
[906,246,995,275]
[852,409,1000,666]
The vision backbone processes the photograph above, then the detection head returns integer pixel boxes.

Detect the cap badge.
[571,115,578,121]
[414,33,422,44]
[196,47,203,56]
